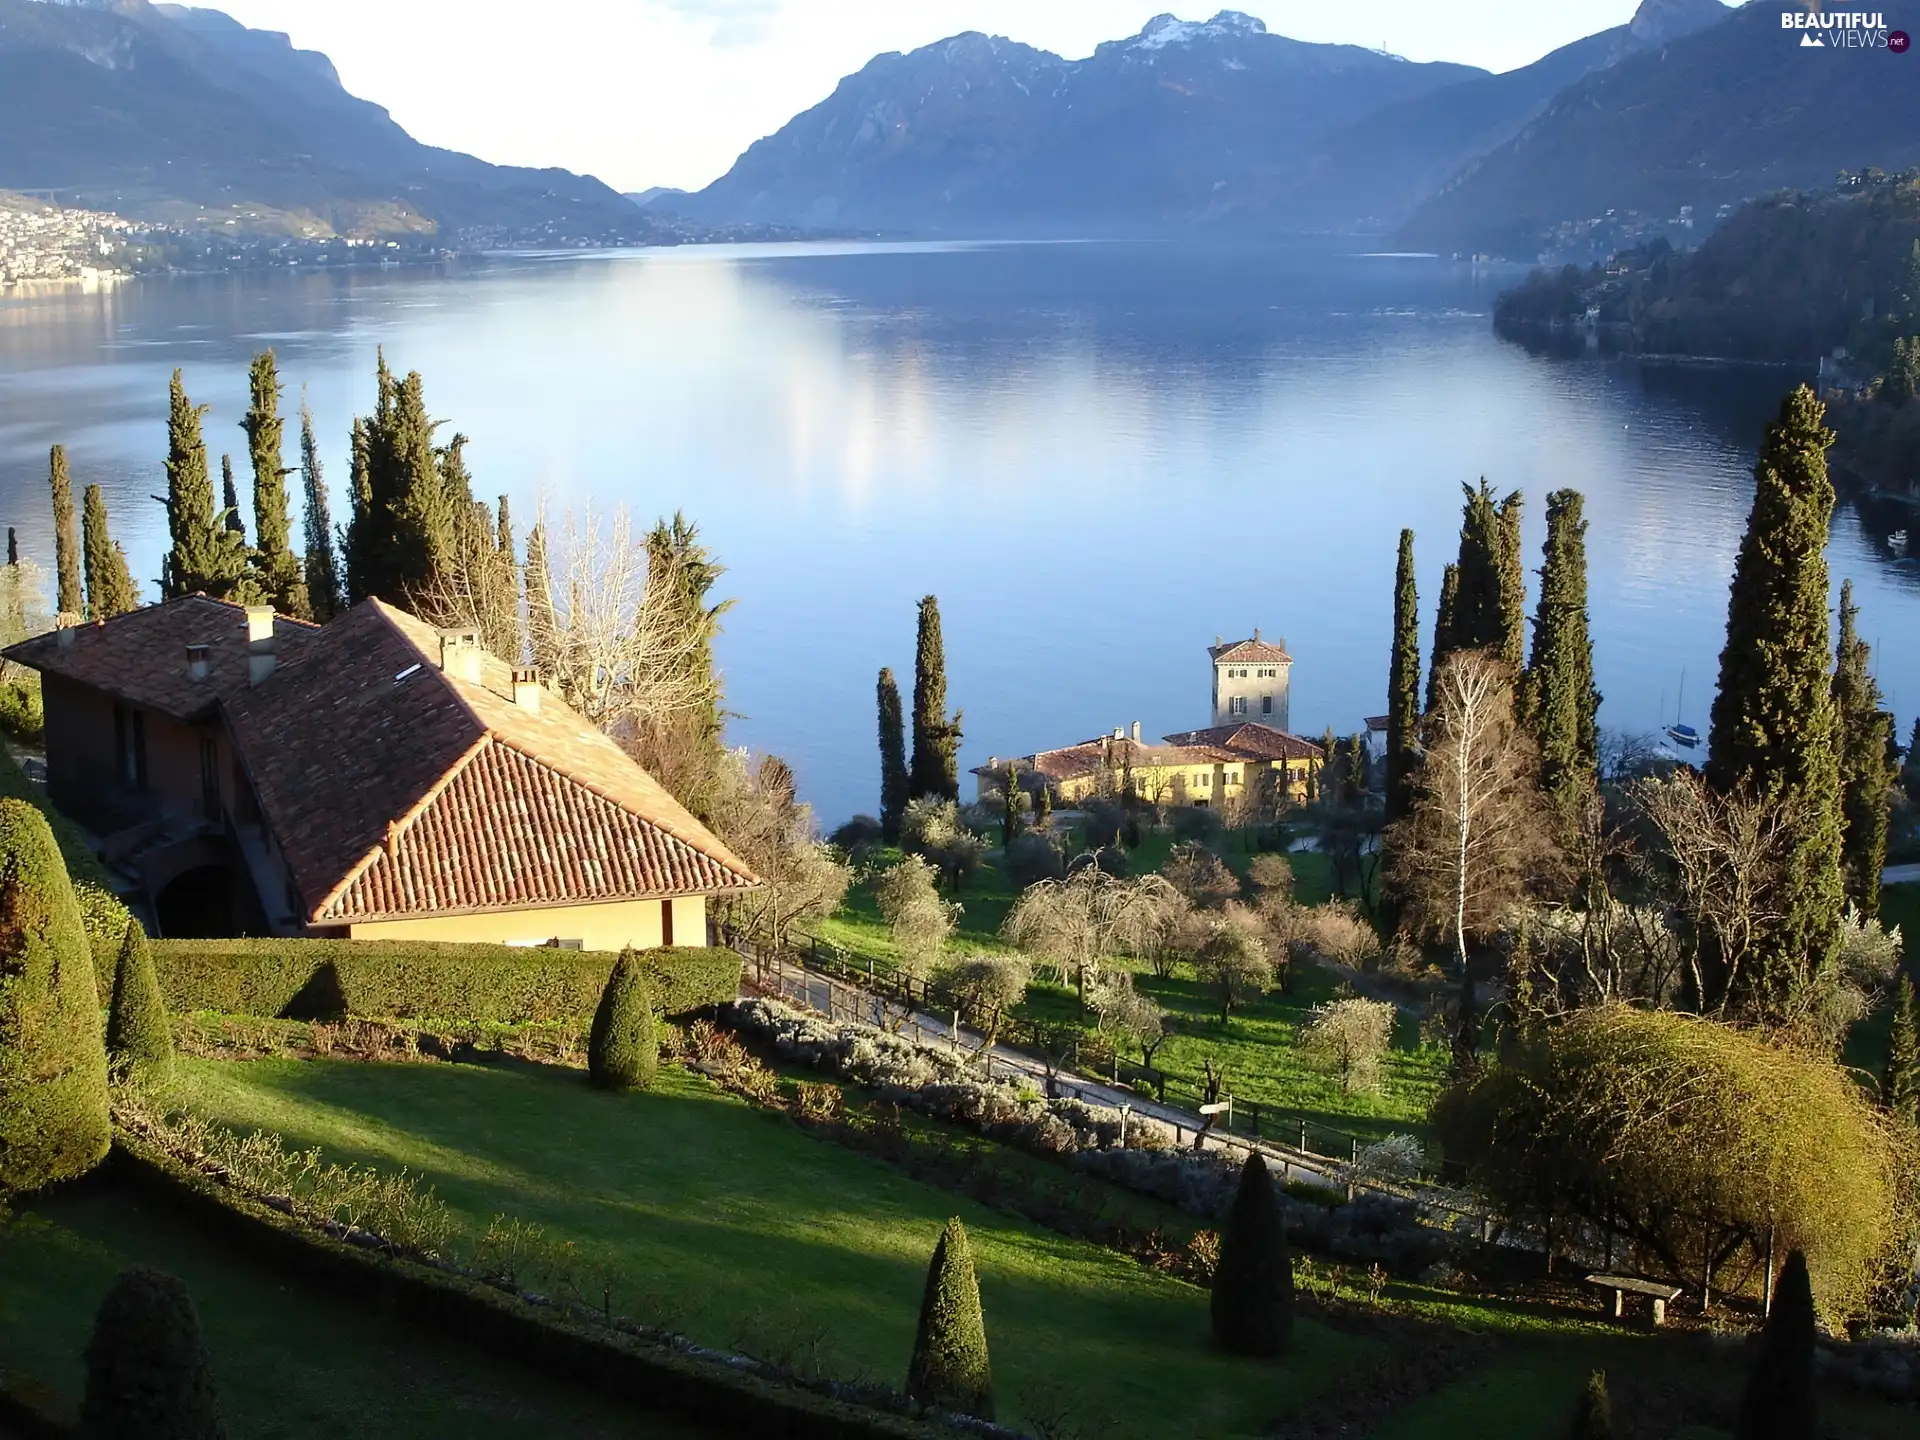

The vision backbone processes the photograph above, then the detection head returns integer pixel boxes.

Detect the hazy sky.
[208,2,1662,192]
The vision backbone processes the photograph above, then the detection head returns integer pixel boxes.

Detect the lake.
[1,241,1914,826]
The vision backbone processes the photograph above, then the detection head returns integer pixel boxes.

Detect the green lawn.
[0,1186,705,1439]
[171,1057,1378,1440]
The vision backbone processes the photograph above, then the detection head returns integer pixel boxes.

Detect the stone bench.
[1586,1273,1683,1328]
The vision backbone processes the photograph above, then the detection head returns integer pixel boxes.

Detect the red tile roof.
[1210,637,1293,665]
[975,735,1245,782]
[1161,724,1326,762]
[214,599,758,924]
[3,596,319,721]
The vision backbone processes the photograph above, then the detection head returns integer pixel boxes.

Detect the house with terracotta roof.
[974,721,1323,816]
[5,596,758,945]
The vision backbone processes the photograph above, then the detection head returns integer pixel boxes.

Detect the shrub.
[1570,1370,1611,1440]
[902,798,986,889]
[828,815,885,854]
[1211,1152,1293,1356]
[587,950,658,1091]
[1002,832,1065,889]
[79,1266,226,1440]
[1163,842,1238,908]
[1737,1250,1816,1440]
[0,676,44,745]
[1168,805,1223,843]
[1300,997,1396,1094]
[0,798,109,1193]
[1433,1006,1918,1321]
[1246,853,1294,905]
[906,1217,993,1420]
[150,939,738,1026]
[105,918,174,1085]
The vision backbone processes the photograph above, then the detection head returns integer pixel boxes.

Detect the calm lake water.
[2,241,1915,825]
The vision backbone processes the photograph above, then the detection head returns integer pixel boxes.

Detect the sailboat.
[1665,668,1700,750]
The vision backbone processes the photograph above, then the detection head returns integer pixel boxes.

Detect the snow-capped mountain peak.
[1129,11,1268,52]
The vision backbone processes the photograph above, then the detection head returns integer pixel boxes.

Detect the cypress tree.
[379,369,454,605]
[587,950,657,1091]
[878,667,910,841]
[910,596,962,802]
[643,513,732,815]
[524,521,562,681]
[0,798,110,1193]
[438,432,475,512]
[1210,1152,1293,1356]
[1831,581,1893,917]
[7,528,16,566]
[105,920,173,1085]
[343,415,374,606]
[1570,1370,1612,1440]
[49,444,82,619]
[81,484,139,620]
[219,456,245,538]
[298,402,343,622]
[906,1217,993,1420]
[242,351,307,618]
[1735,1250,1816,1440]
[1385,529,1421,823]
[1705,387,1845,1014]
[1428,562,1460,711]
[496,495,514,559]
[1521,489,1601,810]
[79,1267,227,1440]
[1449,479,1524,668]
[162,371,250,601]
[1885,975,1919,1124]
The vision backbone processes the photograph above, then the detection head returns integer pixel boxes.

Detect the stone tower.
[1209,630,1292,731]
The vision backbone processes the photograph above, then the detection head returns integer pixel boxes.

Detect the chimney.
[186,644,212,682]
[511,667,542,714]
[436,629,484,683]
[1113,726,1124,740]
[245,605,276,686]
[1253,626,1261,642]
[1131,721,1141,742]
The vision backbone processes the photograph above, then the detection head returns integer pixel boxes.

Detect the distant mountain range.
[0,0,654,241]
[666,1,1920,256]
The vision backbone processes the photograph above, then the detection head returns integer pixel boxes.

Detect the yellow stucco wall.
[347,895,708,950]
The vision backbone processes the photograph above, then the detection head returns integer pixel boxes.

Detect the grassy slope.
[815,836,1444,1144]
[0,1187,701,1439]
[173,1057,1377,1439]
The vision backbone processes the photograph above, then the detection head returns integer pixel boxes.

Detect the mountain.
[0,0,652,240]
[1287,0,1732,233]
[626,187,689,209]
[670,11,1487,236]
[1397,2,1920,257]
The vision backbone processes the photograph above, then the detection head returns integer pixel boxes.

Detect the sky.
[207,1,1662,193]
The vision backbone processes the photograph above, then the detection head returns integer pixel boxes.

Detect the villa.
[5,595,758,945]
[973,633,1325,815]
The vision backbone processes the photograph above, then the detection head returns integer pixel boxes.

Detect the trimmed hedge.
[0,746,133,976]
[150,940,739,1026]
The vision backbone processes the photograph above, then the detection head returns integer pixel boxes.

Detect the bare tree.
[709,751,849,944]
[1000,867,1182,1003]
[1385,651,1556,1068]
[1162,842,1239,909]
[1634,771,1801,1019]
[1191,904,1275,1023]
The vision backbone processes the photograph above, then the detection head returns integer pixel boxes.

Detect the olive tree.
[874,853,960,982]
[1301,997,1397,1094]
[1089,970,1169,1066]
[1001,866,1182,1003]
[1192,904,1275,1023]
[933,953,1032,1048]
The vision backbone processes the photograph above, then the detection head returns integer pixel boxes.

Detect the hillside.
[0,0,654,242]
[1287,0,1731,233]
[1397,3,1920,258]
[670,11,1486,236]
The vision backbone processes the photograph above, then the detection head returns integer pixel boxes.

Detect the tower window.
[1262,696,1272,714]
[1231,696,1248,716]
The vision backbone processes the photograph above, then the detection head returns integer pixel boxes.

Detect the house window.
[547,938,584,950]
[113,704,147,790]
[1230,696,1248,716]
[199,738,220,822]
[1261,696,1272,715]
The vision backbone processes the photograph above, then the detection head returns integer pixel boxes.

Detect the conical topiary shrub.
[1211,1151,1293,1357]
[1736,1249,1817,1440]
[105,919,173,1085]
[80,1267,226,1440]
[0,798,109,1194]
[1571,1369,1612,1439]
[587,949,657,1091]
[907,1217,993,1419]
